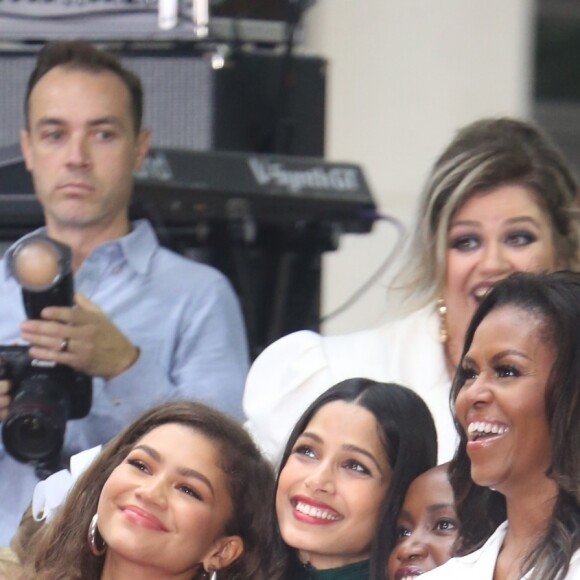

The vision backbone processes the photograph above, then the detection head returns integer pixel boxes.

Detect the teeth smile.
[473,287,491,300]
[467,421,509,441]
[294,501,341,520]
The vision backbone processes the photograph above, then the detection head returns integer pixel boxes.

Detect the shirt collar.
[116,219,157,276]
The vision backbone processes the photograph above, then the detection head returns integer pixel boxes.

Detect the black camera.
[0,346,92,466]
[1,235,92,472]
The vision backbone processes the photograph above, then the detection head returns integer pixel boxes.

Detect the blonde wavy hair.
[394,117,580,310]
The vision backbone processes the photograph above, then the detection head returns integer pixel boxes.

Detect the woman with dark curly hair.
[423,271,580,580]
[20,401,276,580]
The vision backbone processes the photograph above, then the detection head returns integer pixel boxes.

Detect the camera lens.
[3,406,66,463]
[2,412,64,463]
[2,376,67,464]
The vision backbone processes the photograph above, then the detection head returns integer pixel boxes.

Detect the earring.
[208,570,218,580]
[87,513,107,556]
[436,298,448,343]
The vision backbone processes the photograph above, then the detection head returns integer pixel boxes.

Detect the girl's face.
[276,401,391,570]
[97,423,242,578]
[388,466,458,580]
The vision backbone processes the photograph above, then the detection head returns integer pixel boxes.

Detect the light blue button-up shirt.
[0,219,249,544]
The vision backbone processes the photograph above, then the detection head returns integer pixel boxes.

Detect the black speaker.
[0,46,325,156]
[212,50,326,156]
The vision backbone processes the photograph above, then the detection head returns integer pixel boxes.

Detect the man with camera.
[0,41,249,543]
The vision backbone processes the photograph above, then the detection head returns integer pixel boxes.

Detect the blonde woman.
[244,117,580,464]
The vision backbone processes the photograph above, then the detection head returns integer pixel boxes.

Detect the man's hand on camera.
[19,293,140,380]
[0,380,10,421]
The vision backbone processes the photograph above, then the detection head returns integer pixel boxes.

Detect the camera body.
[0,235,93,471]
[0,345,92,466]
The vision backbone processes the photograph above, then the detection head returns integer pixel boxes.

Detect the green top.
[294,559,370,580]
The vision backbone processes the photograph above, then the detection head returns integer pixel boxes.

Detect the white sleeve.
[243,330,336,464]
[565,550,580,579]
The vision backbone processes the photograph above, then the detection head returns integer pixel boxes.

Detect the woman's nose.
[136,476,168,508]
[303,462,336,494]
[456,372,493,412]
[478,241,511,275]
[395,532,429,563]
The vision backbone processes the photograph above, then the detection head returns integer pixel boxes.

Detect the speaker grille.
[0,50,214,150]
[0,48,325,156]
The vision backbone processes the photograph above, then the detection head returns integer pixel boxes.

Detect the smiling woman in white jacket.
[244,117,580,466]
[421,522,580,579]
[423,272,580,580]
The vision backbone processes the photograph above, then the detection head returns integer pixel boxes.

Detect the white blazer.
[421,522,580,579]
[243,304,457,464]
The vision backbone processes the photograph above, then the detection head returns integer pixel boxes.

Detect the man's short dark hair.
[25,41,143,133]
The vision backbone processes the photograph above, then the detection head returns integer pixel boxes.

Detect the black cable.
[318,212,406,325]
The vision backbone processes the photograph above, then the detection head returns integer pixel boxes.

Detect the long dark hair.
[449,271,580,580]
[25,401,276,580]
[272,378,438,579]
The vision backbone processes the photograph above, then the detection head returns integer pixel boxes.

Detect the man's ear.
[20,129,33,172]
[202,535,244,574]
[133,128,151,170]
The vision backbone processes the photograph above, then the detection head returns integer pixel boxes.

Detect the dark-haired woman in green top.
[270,378,438,580]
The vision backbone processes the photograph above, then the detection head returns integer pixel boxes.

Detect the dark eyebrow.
[299,432,386,476]
[133,443,162,462]
[342,443,385,475]
[132,444,215,496]
[86,116,124,128]
[398,503,455,521]
[298,431,322,445]
[490,349,532,364]
[426,503,455,513]
[34,116,124,129]
[34,118,66,129]
[176,466,215,496]
[461,354,476,369]
[464,349,531,367]
[397,508,413,521]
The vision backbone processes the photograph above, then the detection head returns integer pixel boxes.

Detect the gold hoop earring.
[437,298,448,343]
